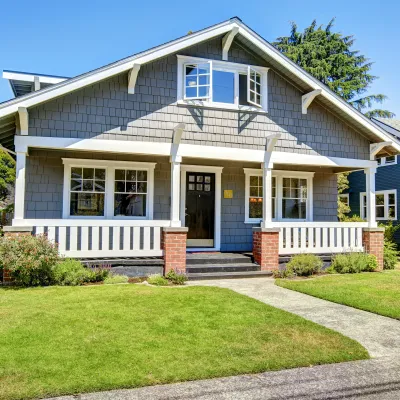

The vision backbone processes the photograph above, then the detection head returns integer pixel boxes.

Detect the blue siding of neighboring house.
[347,156,400,244]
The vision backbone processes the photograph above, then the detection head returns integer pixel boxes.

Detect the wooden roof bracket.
[302,89,322,114]
[222,27,239,61]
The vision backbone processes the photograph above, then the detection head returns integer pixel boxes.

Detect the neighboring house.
[0,17,398,275]
[345,117,400,244]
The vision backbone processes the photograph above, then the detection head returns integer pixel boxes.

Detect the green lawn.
[0,285,368,400]
[276,271,400,319]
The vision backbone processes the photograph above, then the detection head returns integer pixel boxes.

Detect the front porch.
[7,135,385,275]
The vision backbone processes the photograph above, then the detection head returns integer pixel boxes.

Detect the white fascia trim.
[3,71,68,85]
[0,21,235,118]
[62,158,156,169]
[15,135,377,169]
[243,168,315,178]
[180,164,224,173]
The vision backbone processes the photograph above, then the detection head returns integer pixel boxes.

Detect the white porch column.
[170,155,182,227]
[261,163,273,228]
[365,167,377,228]
[14,151,27,220]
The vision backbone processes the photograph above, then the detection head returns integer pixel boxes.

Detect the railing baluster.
[92,227,99,251]
[112,227,120,251]
[300,227,307,249]
[143,227,151,250]
[102,227,110,251]
[153,227,161,251]
[293,228,299,251]
[133,227,140,250]
[58,226,67,254]
[321,228,328,252]
[350,228,356,248]
[308,227,314,250]
[81,226,89,252]
[70,227,78,251]
[123,226,131,251]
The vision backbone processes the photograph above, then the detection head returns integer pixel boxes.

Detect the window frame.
[338,193,349,207]
[244,169,314,224]
[62,158,156,220]
[177,55,269,113]
[376,155,397,167]
[359,189,397,221]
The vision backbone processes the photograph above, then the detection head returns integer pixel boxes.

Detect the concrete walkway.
[189,277,400,358]
[49,278,400,400]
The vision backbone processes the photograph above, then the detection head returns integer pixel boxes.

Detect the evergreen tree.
[273,19,394,118]
[0,150,15,210]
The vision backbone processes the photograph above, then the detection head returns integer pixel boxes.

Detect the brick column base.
[2,226,33,284]
[252,227,280,271]
[162,227,188,275]
[362,227,385,271]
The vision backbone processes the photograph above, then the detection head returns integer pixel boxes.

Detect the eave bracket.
[222,27,239,61]
[171,123,185,162]
[17,107,29,136]
[302,89,322,114]
[128,64,141,94]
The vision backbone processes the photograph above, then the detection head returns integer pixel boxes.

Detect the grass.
[0,284,368,400]
[276,271,400,320]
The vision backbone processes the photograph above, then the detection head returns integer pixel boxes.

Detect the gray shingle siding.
[25,150,338,250]
[28,38,370,160]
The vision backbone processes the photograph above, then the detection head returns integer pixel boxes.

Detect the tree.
[337,172,350,221]
[0,150,15,211]
[273,19,394,118]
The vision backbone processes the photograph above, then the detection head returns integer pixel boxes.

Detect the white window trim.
[62,158,156,220]
[360,189,397,221]
[339,193,349,206]
[377,155,397,167]
[177,55,269,113]
[243,169,314,224]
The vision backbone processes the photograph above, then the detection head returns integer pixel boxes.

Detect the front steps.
[186,252,273,280]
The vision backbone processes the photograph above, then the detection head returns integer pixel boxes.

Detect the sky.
[0,0,398,116]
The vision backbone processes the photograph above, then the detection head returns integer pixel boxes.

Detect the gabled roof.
[0,16,399,153]
[3,70,69,98]
[372,117,400,139]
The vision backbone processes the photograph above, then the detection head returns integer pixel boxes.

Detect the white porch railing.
[274,222,368,255]
[13,219,170,258]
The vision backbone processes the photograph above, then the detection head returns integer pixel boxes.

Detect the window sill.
[177,100,268,114]
[244,219,262,224]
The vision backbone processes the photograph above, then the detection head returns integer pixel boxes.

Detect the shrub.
[104,274,129,284]
[147,274,169,286]
[341,215,364,222]
[285,254,323,277]
[165,269,188,285]
[328,252,377,274]
[86,266,110,283]
[379,220,400,243]
[383,239,398,270]
[53,259,91,286]
[0,234,60,286]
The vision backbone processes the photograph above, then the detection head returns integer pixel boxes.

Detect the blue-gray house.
[346,118,400,243]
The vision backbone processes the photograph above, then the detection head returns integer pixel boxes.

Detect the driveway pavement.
[48,278,400,400]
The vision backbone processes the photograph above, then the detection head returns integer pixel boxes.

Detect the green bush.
[53,259,91,286]
[104,274,129,284]
[147,274,169,286]
[341,215,364,222]
[0,234,60,286]
[86,266,110,283]
[379,220,400,243]
[328,252,377,274]
[165,269,188,285]
[285,254,323,277]
[383,239,398,270]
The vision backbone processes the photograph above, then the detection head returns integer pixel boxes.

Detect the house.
[344,118,400,244]
[0,17,397,277]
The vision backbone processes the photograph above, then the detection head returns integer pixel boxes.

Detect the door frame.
[180,165,223,252]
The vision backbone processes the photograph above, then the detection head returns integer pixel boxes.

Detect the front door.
[185,172,215,247]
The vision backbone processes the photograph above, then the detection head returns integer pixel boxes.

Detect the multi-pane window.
[245,170,312,223]
[114,169,148,217]
[248,67,262,107]
[248,176,276,220]
[361,190,397,220]
[70,167,106,216]
[282,178,307,219]
[178,56,268,111]
[184,63,211,100]
[377,155,397,167]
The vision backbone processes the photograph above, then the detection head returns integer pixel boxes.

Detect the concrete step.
[188,270,273,280]
[186,252,254,265]
[187,263,260,274]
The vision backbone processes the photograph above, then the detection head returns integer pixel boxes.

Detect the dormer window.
[177,55,268,112]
